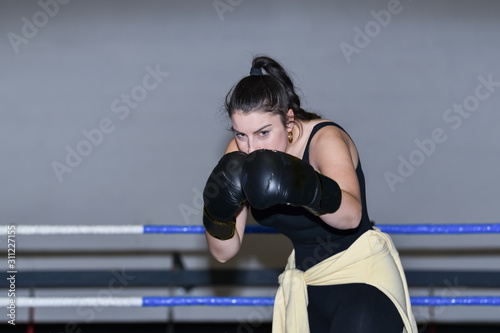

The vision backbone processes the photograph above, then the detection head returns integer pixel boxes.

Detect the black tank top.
[251,122,373,271]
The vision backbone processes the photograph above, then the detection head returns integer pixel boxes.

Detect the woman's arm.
[205,138,248,263]
[205,205,247,262]
[308,126,363,230]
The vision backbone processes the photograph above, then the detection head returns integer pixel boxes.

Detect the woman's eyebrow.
[253,124,272,133]
[231,124,272,135]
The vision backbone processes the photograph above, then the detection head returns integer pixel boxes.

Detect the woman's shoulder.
[295,119,349,152]
[225,138,239,154]
[306,119,359,168]
[303,119,348,139]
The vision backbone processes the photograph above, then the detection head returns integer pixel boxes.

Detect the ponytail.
[225,56,321,127]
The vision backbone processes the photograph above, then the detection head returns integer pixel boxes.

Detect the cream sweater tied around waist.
[272,227,417,333]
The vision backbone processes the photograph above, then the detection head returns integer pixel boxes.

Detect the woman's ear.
[286,109,295,130]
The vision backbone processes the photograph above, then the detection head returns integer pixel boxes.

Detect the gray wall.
[1,0,499,325]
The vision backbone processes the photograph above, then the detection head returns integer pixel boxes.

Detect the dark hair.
[224,56,321,128]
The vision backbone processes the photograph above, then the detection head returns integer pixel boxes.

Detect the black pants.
[307,283,404,333]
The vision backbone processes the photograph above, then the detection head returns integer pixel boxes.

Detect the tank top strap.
[302,121,345,163]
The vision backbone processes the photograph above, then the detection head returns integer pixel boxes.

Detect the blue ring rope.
[378,224,500,234]
[410,296,500,306]
[142,296,500,307]
[143,296,275,307]
[143,224,500,235]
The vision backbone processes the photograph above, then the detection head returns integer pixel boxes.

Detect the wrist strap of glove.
[203,206,236,240]
[308,173,342,215]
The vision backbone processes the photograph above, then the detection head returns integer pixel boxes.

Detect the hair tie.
[250,67,263,76]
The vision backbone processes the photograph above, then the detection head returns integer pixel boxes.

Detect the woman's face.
[231,110,291,154]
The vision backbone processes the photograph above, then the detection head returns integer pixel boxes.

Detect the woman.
[202,56,416,332]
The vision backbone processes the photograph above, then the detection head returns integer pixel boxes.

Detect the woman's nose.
[247,139,260,154]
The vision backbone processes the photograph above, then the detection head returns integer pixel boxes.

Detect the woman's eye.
[259,131,269,137]
[235,133,245,139]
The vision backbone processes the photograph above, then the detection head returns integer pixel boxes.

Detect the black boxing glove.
[241,149,341,215]
[203,151,247,240]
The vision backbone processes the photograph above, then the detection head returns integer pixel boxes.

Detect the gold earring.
[288,131,293,144]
